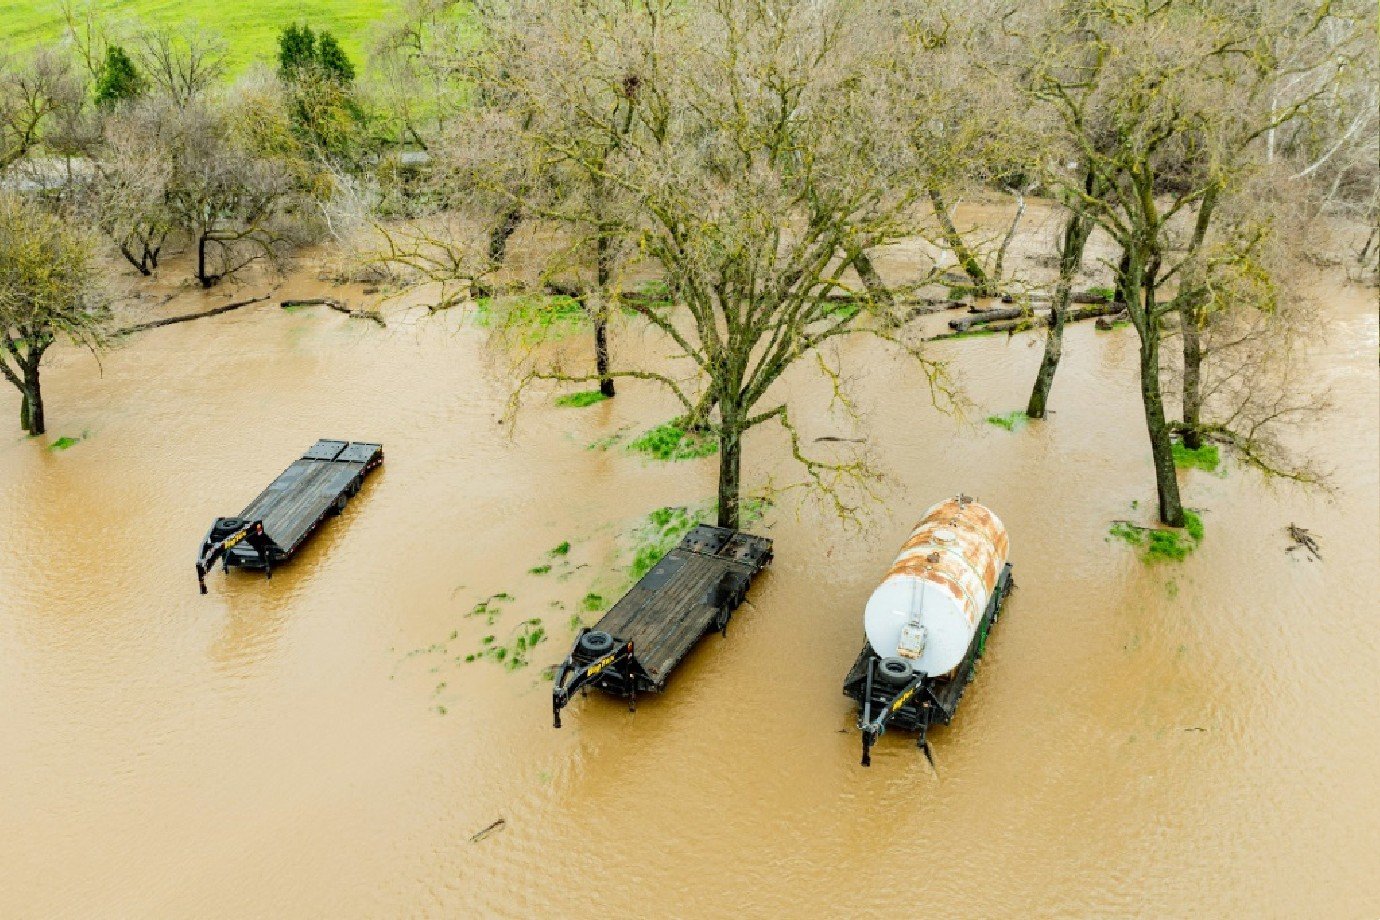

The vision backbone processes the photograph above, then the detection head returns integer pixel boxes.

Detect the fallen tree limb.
[116,294,272,335]
[1286,524,1321,560]
[1001,290,1114,305]
[282,298,386,327]
[929,303,1122,340]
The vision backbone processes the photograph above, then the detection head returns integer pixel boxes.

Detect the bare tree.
[86,103,174,274]
[0,192,108,435]
[0,50,83,171]
[491,0,954,527]
[133,28,227,108]
[1027,0,1339,526]
[153,97,300,287]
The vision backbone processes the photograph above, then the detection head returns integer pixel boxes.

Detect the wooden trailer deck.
[195,439,382,592]
[552,524,772,726]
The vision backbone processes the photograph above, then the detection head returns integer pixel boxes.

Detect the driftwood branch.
[1286,524,1321,560]
[929,303,1123,340]
[1001,290,1114,306]
[281,298,386,327]
[116,294,272,335]
[948,302,1123,333]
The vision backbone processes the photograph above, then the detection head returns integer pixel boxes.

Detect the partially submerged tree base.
[1109,510,1205,563]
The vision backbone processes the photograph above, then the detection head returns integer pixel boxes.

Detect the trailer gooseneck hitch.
[195,519,275,593]
[552,638,635,729]
[859,657,936,769]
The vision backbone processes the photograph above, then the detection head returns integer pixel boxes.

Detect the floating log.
[470,818,506,843]
[930,303,1123,340]
[950,306,1028,331]
[282,298,386,327]
[1095,310,1130,330]
[1001,290,1112,305]
[117,294,271,335]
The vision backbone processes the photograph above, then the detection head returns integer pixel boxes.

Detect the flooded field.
[1,220,1377,917]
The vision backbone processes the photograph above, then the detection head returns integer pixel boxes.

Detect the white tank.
[864,496,1009,677]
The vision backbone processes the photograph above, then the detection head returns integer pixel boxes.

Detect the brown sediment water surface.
[1,234,1377,917]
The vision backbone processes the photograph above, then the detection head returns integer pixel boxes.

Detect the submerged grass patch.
[985,411,1027,432]
[473,293,587,342]
[555,390,609,408]
[464,618,547,671]
[1172,439,1221,472]
[1110,509,1205,562]
[627,419,718,461]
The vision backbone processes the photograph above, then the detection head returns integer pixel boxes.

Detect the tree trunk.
[1027,203,1092,419]
[20,364,44,436]
[594,309,614,398]
[1139,330,1184,527]
[1176,187,1217,452]
[716,420,742,529]
[1127,256,1184,528]
[1026,284,1065,419]
[197,234,213,288]
[594,228,615,398]
[488,208,521,265]
[120,243,153,276]
[1180,305,1204,449]
[928,187,990,294]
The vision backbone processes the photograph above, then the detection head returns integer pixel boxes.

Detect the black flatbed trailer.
[195,439,383,593]
[843,562,1013,766]
[552,524,773,727]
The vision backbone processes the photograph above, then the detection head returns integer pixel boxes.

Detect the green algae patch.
[985,411,1027,432]
[1172,439,1221,472]
[627,419,718,461]
[1110,509,1204,563]
[555,390,609,408]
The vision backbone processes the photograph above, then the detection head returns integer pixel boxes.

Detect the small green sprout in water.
[985,411,1027,432]
[48,430,90,451]
[529,564,552,575]
[1172,439,1221,473]
[627,419,718,461]
[555,390,609,408]
[548,541,571,557]
[581,592,606,613]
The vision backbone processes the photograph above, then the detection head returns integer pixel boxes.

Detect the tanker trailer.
[842,495,1013,767]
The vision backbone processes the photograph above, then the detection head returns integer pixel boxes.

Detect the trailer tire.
[578,630,615,656]
[877,657,914,686]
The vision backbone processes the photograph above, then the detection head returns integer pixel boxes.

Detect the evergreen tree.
[315,31,355,83]
[277,23,316,80]
[93,45,144,109]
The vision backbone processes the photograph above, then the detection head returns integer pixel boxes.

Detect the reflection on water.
[0,228,1376,918]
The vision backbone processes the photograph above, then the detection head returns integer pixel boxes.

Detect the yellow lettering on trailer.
[890,685,918,712]
[224,530,248,549]
[586,651,618,678]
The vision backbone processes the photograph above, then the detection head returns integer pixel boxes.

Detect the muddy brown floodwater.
[1,217,1377,918]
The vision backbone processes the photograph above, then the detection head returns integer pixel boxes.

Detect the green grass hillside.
[0,0,396,73]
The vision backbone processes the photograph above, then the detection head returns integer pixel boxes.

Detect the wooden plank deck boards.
[228,439,381,560]
[592,525,772,688]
